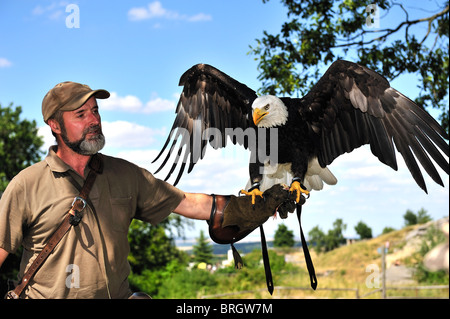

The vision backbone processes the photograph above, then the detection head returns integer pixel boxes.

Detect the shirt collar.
[45,145,73,173]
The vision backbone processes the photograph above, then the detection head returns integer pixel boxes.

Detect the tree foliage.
[274,224,295,247]
[192,230,213,264]
[250,0,449,133]
[127,219,189,296]
[403,207,432,226]
[0,103,44,296]
[0,103,44,192]
[381,226,396,234]
[308,218,347,253]
[127,219,187,274]
[354,220,373,239]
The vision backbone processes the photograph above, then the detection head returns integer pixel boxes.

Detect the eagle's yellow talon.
[239,188,264,205]
[289,181,310,203]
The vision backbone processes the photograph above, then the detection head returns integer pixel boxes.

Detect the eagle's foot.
[239,188,263,205]
[289,180,310,203]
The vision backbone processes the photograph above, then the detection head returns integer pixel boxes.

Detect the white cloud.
[38,126,57,151]
[144,97,175,113]
[151,144,250,193]
[187,13,212,22]
[99,92,176,113]
[116,149,161,169]
[0,57,12,68]
[38,120,167,153]
[128,7,152,21]
[102,120,166,148]
[32,1,69,20]
[100,92,143,112]
[128,1,212,22]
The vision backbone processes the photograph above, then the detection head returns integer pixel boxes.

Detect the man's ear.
[48,119,62,135]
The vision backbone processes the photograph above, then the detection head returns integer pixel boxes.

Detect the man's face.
[54,96,105,155]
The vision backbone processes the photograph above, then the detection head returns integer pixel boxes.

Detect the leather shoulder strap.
[5,154,102,299]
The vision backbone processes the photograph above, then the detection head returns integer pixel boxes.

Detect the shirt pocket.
[110,197,133,233]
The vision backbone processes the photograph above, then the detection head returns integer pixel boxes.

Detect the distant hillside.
[314,217,448,272]
[280,217,449,298]
[177,218,448,298]
[211,240,304,255]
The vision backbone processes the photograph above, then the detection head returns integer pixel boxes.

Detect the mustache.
[83,125,102,136]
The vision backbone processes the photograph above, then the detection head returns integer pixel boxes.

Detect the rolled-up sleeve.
[0,177,28,253]
[135,168,185,225]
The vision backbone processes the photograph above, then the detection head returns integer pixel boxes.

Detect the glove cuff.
[207,194,253,244]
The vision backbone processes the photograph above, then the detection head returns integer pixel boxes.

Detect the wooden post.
[381,245,386,299]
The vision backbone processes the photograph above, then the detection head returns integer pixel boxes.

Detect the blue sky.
[1,1,448,241]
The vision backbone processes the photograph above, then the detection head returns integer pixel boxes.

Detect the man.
[0,81,213,298]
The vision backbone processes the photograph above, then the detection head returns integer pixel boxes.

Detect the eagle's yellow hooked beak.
[253,108,268,125]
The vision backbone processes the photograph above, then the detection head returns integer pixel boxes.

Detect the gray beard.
[60,125,105,155]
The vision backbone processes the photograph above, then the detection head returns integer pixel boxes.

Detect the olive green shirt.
[0,146,185,299]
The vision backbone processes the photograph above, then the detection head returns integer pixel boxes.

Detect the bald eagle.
[153,60,449,202]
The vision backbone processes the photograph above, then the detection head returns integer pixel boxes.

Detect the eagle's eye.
[264,104,270,111]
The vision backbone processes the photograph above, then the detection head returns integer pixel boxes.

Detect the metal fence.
[201,285,449,299]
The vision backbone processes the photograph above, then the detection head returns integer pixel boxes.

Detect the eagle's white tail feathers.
[245,158,337,192]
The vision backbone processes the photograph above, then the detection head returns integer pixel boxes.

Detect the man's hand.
[0,247,9,269]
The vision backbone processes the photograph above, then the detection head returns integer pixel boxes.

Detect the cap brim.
[60,89,110,112]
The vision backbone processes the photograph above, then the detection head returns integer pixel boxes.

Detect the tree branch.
[333,5,449,48]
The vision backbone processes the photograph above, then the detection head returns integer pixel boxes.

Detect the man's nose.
[87,111,101,125]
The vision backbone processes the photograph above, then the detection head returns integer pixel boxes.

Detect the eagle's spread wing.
[153,64,258,185]
[294,60,449,193]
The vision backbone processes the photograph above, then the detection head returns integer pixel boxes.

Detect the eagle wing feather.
[153,64,257,185]
[294,60,448,193]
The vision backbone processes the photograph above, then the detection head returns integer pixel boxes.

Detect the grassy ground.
[201,224,449,299]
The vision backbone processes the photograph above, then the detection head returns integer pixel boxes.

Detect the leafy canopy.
[250,0,449,133]
[0,103,44,192]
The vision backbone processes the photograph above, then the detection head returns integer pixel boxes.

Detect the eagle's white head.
[251,95,288,128]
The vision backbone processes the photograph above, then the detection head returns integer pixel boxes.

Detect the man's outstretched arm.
[173,193,212,221]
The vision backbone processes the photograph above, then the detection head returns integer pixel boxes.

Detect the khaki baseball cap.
[42,81,110,123]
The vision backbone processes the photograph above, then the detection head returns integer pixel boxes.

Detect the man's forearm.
[173,193,212,221]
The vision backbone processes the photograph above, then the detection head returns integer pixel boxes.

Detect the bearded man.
[0,82,213,298]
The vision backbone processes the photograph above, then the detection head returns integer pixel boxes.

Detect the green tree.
[157,268,217,298]
[325,218,347,251]
[127,219,187,274]
[274,224,295,247]
[417,208,432,224]
[0,103,44,296]
[382,226,396,234]
[192,230,213,264]
[404,209,418,226]
[308,218,347,253]
[0,103,44,192]
[250,0,449,133]
[403,208,432,226]
[354,221,373,239]
[127,219,189,296]
[308,225,326,253]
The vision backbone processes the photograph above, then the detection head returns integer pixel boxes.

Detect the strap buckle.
[5,290,19,299]
[69,197,87,226]
[71,196,87,211]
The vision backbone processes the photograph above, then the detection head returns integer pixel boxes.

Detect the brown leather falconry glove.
[208,184,302,245]
[207,184,314,294]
